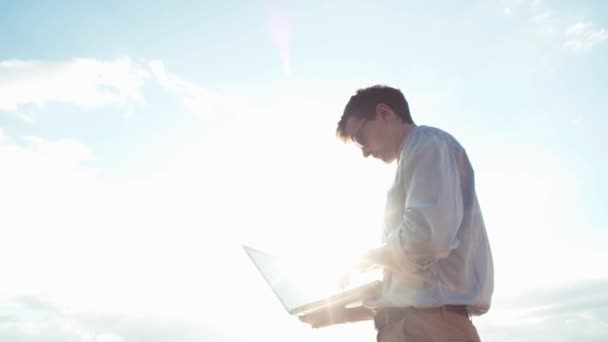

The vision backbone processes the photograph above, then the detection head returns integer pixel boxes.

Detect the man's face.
[344,114,395,163]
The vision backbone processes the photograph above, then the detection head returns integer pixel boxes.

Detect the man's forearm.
[357,246,397,271]
[343,306,375,323]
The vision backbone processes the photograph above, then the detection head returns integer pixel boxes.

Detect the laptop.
[243,245,382,316]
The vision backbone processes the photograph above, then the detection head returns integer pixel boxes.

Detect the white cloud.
[124,108,134,121]
[23,135,95,163]
[0,58,149,112]
[0,57,238,123]
[148,60,239,118]
[531,10,559,37]
[501,0,541,16]
[531,10,552,24]
[0,298,116,342]
[4,111,36,124]
[529,0,542,11]
[0,132,99,300]
[500,1,606,52]
[501,0,524,12]
[93,333,124,342]
[0,296,217,342]
[0,134,96,185]
[0,123,261,321]
[564,21,608,52]
[476,279,608,341]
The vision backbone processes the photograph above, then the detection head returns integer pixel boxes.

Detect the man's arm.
[356,141,464,272]
[387,136,464,271]
[299,305,374,329]
[358,137,465,273]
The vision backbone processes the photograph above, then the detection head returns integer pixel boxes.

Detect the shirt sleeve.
[384,136,464,272]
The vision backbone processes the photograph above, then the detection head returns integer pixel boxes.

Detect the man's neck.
[394,123,417,156]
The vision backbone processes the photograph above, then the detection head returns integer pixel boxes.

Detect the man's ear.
[376,103,394,121]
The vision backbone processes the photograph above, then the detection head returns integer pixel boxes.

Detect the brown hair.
[336,85,412,141]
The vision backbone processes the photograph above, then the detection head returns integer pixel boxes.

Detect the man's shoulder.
[415,126,464,151]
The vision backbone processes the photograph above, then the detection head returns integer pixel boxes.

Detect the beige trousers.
[376,307,481,342]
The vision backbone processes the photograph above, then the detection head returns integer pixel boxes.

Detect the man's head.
[336,85,414,163]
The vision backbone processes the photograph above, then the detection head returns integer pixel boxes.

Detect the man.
[300,85,493,341]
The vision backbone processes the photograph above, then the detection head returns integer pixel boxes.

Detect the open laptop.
[243,245,381,316]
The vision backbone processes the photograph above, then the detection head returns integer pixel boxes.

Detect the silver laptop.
[243,245,381,316]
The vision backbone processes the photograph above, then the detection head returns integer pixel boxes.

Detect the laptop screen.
[244,246,343,312]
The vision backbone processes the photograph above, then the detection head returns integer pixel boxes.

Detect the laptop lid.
[243,245,381,315]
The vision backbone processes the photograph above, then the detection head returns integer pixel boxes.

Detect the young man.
[300,85,493,341]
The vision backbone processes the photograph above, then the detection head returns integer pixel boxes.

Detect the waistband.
[374,305,470,330]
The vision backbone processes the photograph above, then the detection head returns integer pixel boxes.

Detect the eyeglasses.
[351,119,370,148]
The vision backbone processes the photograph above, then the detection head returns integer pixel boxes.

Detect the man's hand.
[337,246,395,289]
[299,306,374,329]
[299,305,347,329]
[356,246,397,272]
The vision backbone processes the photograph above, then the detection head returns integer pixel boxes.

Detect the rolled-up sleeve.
[384,136,464,272]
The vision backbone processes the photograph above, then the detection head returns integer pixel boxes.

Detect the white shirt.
[366,125,494,316]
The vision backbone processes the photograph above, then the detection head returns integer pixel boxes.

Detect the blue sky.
[1,1,607,341]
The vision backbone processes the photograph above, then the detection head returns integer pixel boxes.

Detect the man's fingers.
[299,314,319,323]
[298,308,342,329]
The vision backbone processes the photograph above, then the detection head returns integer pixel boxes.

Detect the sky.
[1,0,607,341]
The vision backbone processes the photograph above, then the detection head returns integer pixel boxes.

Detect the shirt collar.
[397,125,418,162]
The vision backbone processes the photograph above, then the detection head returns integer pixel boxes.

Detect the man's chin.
[372,152,396,163]
[380,155,396,164]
